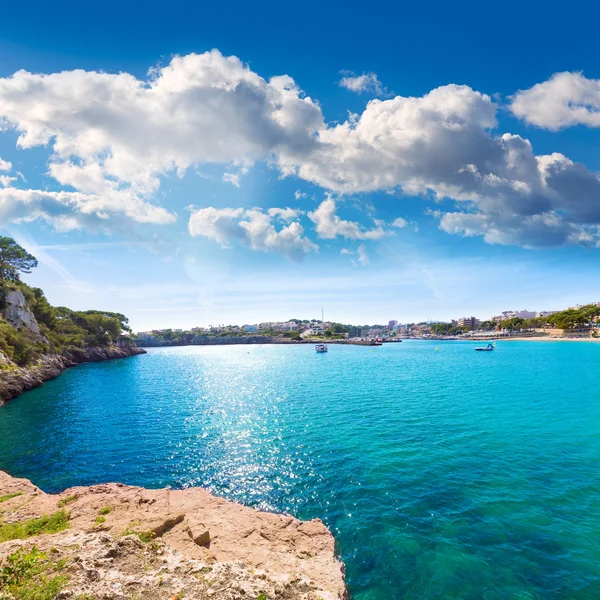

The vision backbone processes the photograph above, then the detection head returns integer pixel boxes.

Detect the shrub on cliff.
[0,318,44,366]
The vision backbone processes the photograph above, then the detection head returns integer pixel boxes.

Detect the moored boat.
[315,343,328,353]
[475,342,495,352]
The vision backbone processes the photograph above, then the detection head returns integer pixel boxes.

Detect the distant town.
[134,302,600,345]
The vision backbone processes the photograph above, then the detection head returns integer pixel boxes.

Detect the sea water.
[1,341,599,599]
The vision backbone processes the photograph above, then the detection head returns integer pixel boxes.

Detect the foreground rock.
[0,471,346,599]
[0,343,146,405]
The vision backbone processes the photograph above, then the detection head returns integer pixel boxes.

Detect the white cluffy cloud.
[280,84,600,248]
[339,72,385,95]
[0,158,16,188]
[340,244,371,266]
[1,54,600,248]
[308,198,385,240]
[0,50,322,231]
[188,206,317,262]
[357,244,370,266]
[511,72,600,130]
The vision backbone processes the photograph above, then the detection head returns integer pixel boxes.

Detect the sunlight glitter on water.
[1,341,600,599]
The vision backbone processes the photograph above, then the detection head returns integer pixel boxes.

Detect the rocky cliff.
[0,343,146,405]
[2,289,43,338]
[0,289,146,405]
[0,471,346,599]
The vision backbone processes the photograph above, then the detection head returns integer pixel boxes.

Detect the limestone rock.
[2,289,42,338]
[186,520,211,547]
[0,470,347,599]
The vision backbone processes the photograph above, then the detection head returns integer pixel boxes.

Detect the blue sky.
[1,1,600,330]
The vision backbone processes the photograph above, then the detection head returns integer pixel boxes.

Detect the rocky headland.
[0,287,146,405]
[0,470,346,599]
[0,342,146,405]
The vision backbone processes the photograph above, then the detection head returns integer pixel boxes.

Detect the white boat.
[315,343,328,353]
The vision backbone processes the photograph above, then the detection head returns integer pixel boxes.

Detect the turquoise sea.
[1,341,599,599]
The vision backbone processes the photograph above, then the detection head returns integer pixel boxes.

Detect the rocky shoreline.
[0,344,146,405]
[0,470,347,599]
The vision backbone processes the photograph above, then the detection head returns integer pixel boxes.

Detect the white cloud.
[222,172,241,187]
[222,165,250,188]
[392,217,408,228]
[0,50,322,231]
[267,207,303,221]
[280,84,600,248]
[357,244,370,266]
[188,206,317,261]
[0,158,12,172]
[342,244,370,266]
[511,72,600,130]
[2,53,600,249]
[307,198,385,240]
[339,72,385,95]
[0,187,175,232]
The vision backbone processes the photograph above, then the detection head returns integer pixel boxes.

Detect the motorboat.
[315,343,328,353]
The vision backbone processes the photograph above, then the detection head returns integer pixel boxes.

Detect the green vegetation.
[431,305,600,336]
[94,516,106,526]
[121,525,155,543]
[429,323,470,336]
[546,304,600,329]
[56,494,77,508]
[0,237,133,367]
[0,546,68,600]
[0,492,23,503]
[98,506,111,515]
[0,511,69,543]
[136,530,156,543]
[0,237,38,286]
[486,305,600,332]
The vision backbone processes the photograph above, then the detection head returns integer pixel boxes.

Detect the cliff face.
[0,471,347,600]
[2,289,43,338]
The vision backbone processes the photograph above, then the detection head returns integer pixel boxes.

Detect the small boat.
[315,343,328,353]
[475,342,496,352]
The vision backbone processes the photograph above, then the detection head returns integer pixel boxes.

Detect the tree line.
[432,306,600,336]
[0,237,131,365]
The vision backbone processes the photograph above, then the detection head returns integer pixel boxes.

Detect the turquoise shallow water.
[1,341,600,599]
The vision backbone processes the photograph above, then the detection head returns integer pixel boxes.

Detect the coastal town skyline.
[134,303,598,336]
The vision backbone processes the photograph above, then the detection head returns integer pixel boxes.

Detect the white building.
[493,310,536,321]
[300,325,325,338]
[458,316,479,330]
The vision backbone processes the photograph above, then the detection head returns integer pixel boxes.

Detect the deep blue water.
[1,341,600,599]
